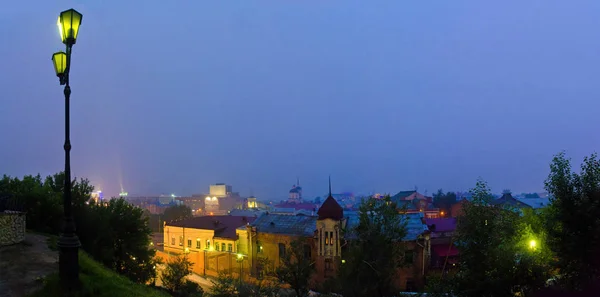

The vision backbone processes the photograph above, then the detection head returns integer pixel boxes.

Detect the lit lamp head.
[52,51,67,85]
[57,9,83,46]
[529,239,537,250]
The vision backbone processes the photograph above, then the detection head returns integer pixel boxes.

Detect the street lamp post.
[52,8,83,289]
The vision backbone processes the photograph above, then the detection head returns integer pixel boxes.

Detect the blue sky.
[1,1,599,200]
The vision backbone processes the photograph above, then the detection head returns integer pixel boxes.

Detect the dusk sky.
[2,1,600,200]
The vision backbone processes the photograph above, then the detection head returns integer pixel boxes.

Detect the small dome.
[317,195,343,220]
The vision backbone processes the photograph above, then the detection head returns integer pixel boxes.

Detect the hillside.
[29,250,170,297]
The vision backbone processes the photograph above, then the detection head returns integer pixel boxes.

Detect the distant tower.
[315,176,343,280]
[288,178,303,203]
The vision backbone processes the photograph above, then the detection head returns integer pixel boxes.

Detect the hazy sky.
[2,1,600,200]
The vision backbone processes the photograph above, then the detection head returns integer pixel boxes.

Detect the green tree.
[209,271,238,297]
[163,205,193,223]
[452,178,550,297]
[337,195,408,297]
[275,239,315,297]
[432,189,458,215]
[161,255,202,296]
[237,279,280,297]
[544,152,600,290]
[79,198,158,284]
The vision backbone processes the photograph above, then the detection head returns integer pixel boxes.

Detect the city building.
[237,185,431,291]
[160,215,256,277]
[157,184,432,291]
[90,190,103,203]
[390,190,441,218]
[491,191,532,209]
[425,217,458,271]
[288,181,303,203]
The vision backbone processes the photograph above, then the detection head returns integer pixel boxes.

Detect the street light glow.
[529,239,537,250]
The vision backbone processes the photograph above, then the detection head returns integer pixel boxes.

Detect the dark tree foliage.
[450,178,551,297]
[275,239,315,297]
[432,189,458,215]
[544,152,600,290]
[161,255,203,297]
[79,198,158,284]
[209,271,238,297]
[0,172,159,284]
[163,205,193,223]
[337,195,408,297]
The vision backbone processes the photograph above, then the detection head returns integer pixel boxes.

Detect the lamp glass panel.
[59,9,82,43]
[52,52,67,76]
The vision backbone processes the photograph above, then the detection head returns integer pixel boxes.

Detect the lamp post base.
[58,232,81,291]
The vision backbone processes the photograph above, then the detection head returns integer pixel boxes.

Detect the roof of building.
[317,195,344,220]
[248,213,318,237]
[425,218,457,233]
[517,198,550,209]
[289,186,302,193]
[392,191,416,200]
[273,202,316,211]
[167,215,256,239]
[228,209,266,217]
[492,193,532,209]
[344,212,428,241]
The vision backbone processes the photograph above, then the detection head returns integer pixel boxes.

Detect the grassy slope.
[28,251,170,297]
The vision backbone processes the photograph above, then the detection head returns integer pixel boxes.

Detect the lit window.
[196,239,201,249]
[325,232,329,245]
[330,232,334,246]
[227,244,232,252]
[206,240,210,250]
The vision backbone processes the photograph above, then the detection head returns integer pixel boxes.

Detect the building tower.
[288,178,303,203]
[315,176,344,280]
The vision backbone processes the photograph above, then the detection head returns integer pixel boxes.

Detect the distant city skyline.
[2,1,599,201]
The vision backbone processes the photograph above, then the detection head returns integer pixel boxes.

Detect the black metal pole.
[58,43,81,289]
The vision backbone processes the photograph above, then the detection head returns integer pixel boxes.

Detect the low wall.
[0,211,26,246]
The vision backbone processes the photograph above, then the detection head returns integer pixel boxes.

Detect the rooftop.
[317,195,344,220]
[166,215,256,239]
[492,193,532,209]
[425,218,457,233]
[344,211,428,241]
[246,213,317,237]
[273,202,316,211]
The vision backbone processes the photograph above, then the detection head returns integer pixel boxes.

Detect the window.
[196,239,201,249]
[330,232,334,246]
[216,242,220,251]
[206,240,210,250]
[179,236,183,246]
[325,259,333,270]
[325,231,329,245]
[278,243,286,259]
[404,250,414,265]
[303,244,311,259]
[171,237,175,245]
[187,239,192,248]
[221,243,226,251]
[227,244,232,252]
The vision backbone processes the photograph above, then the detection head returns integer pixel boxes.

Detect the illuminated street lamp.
[529,239,537,250]
[51,8,83,289]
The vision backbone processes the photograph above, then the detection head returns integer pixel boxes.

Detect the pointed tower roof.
[317,176,343,220]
